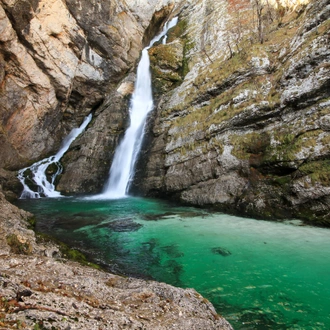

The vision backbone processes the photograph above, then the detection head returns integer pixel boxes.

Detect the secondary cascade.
[18,114,92,198]
[100,17,178,199]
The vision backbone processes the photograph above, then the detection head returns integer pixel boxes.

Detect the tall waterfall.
[18,114,92,198]
[101,17,178,199]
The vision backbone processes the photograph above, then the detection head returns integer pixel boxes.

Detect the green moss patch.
[149,44,182,70]
[299,159,330,186]
[231,132,271,160]
[6,234,32,255]
[36,233,101,270]
[266,129,322,163]
[166,19,188,42]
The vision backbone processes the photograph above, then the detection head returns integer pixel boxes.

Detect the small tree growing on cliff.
[251,0,280,43]
[252,0,265,43]
[225,1,251,59]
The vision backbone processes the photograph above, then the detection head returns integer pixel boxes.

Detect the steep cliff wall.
[134,0,330,226]
[0,0,176,169]
[2,0,330,225]
[0,0,180,195]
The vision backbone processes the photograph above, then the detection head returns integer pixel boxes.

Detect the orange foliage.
[228,0,251,11]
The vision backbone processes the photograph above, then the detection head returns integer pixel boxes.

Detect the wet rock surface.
[211,247,232,257]
[57,89,130,194]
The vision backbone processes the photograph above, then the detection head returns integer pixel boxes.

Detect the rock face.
[1,0,330,226]
[57,87,130,194]
[133,0,330,226]
[0,190,36,256]
[0,255,233,329]
[0,0,178,174]
[56,2,181,194]
[0,192,233,330]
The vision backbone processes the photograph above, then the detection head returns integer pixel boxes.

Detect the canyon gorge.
[0,0,330,328]
[1,0,329,225]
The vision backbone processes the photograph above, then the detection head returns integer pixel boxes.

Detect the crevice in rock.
[142,4,175,47]
[2,6,35,54]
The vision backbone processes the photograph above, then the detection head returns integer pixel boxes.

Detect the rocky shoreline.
[0,192,233,329]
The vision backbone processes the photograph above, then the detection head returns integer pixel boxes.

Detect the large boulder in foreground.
[0,254,233,329]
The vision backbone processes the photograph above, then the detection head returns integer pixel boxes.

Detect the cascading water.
[101,17,178,199]
[18,114,92,198]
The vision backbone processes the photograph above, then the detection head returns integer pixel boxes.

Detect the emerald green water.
[17,197,330,329]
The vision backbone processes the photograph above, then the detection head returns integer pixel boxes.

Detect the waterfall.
[101,17,178,199]
[18,114,92,198]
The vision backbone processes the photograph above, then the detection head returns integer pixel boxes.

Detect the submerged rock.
[211,247,232,257]
[161,244,185,258]
[142,212,177,221]
[102,218,143,232]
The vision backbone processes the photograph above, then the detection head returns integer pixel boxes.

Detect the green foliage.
[299,160,330,186]
[270,175,291,187]
[209,137,224,155]
[267,129,321,163]
[149,19,193,94]
[182,39,195,77]
[33,323,46,330]
[149,45,179,69]
[66,249,87,263]
[230,132,271,160]
[167,18,194,78]
[27,216,36,229]
[166,19,188,42]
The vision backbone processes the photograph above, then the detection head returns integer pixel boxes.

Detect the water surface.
[17,197,330,329]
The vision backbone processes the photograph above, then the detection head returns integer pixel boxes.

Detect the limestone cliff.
[132,0,330,226]
[1,0,330,226]
[0,0,176,174]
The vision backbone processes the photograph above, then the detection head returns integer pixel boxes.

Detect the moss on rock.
[149,40,184,95]
[6,234,33,255]
[299,160,330,186]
